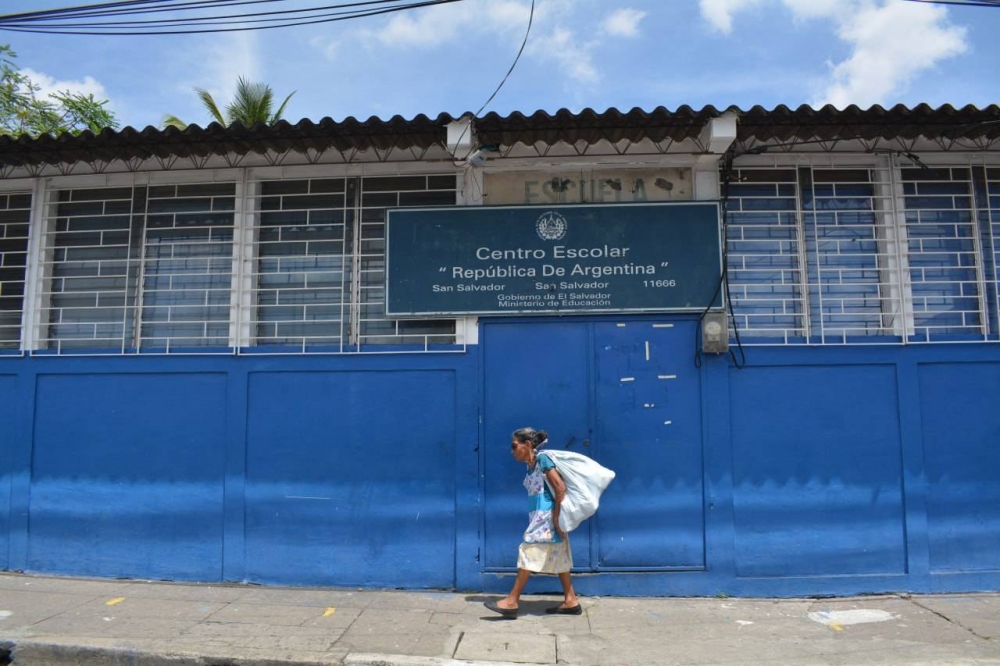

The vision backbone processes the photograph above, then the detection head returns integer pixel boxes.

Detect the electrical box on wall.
[701,311,729,354]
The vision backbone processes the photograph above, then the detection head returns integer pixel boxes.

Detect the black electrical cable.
[0,0,466,33]
[2,2,275,23]
[903,0,1000,6]
[469,0,533,125]
[694,147,746,370]
[2,2,444,30]
[0,0,220,22]
[0,0,429,27]
[451,0,534,164]
[0,0,453,27]
[0,0,466,34]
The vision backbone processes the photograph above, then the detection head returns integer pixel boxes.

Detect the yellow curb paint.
[106,598,125,606]
[323,607,336,617]
[831,624,843,632]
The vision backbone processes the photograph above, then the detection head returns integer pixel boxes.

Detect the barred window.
[983,167,1000,335]
[247,174,457,351]
[802,168,897,340]
[902,167,985,339]
[43,186,136,351]
[358,175,457,346]
[726,161,998,344]
[40,183,235,352]
[0,192,31,349]
[141,184,235,349]
[726,168,804,339]
[251,178,350,349]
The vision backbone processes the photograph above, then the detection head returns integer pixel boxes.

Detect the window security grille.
[727,161,999,344]
[141,184,235,349]
[0,192,31,349]
[901,167,985,340]
[42,187,135,351]
[17,164,994,352]
[40,184,235,352]
[802,167,900,341]
[985,167,1000,335]
[246,174,456,351]
[357,175,456,346]
[250,178,350,349]
[725,169,805,340]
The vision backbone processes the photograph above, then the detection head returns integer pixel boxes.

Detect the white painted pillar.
[230,169,258,350]
[22,177,51,352]
[694,112,738,201]
[449,115,482,346]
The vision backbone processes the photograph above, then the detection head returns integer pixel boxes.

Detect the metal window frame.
[727,152,1000,346]
[724,161,808,342]
[900,159,990,342]
[242,173,353,352]
[984,158,1000,333]
[0,189,33,355]
[137,181,236,352]
[10,153,1000,354]
[30,173,239,355]
[236,163,464,355]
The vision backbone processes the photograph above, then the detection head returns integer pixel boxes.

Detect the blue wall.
[243,370,458,588]
[729,364,906,577]
[29,372,227,580]
[919,362,1000,573]
[0,372,14,572]
[1,354,479,589]
[1,333,998,597]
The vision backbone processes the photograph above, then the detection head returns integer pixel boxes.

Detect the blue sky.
[1,0,998,130]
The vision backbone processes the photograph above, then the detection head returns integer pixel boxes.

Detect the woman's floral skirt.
[517,538,573,574]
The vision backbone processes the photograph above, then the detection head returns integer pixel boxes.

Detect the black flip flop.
[484,599,518,618]
[545,604,583,615]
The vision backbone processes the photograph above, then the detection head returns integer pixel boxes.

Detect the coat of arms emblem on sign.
[536,211,567,241]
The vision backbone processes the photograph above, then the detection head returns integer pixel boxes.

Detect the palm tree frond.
[162,114,187,130]
[228,76,274,127]
[195,87,226,126]
[270,91,296,125]
[183,77,292,129]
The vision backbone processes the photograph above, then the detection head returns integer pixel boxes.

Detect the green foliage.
[164,76,295,130]
[0,44,118,137]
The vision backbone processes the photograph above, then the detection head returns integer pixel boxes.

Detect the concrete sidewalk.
[0,573,998,666]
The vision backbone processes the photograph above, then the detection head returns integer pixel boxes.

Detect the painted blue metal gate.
[481,317,705,572]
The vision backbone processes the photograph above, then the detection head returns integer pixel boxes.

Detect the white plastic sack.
[542,449,616,533]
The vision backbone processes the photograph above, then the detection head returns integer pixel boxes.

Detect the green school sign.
[385,202,723,316]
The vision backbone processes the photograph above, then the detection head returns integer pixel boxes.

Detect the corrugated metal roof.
[734,103,1000,143]
[0,104,997,168]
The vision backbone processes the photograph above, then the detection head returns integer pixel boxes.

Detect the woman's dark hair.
[512,427,548,449]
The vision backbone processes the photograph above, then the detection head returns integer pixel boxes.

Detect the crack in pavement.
[901,594,995,642]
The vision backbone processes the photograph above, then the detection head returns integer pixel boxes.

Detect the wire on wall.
[451,0,534,207]
[694,147,747,370]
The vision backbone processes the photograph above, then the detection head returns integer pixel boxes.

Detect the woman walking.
[485,427,581,618]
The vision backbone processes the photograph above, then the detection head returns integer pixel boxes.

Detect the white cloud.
[20,68,110,103]
[698,0,969,107]
[603,8,647,37]
[172,32,263,102]
[365,1,529,49]
[777,0,841,21]
[699,0,767,34]
[530,27,600,84]
[818,2,967,107]
[698,0,843,33]
[353,0,600,86]
[310,36,340,62]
